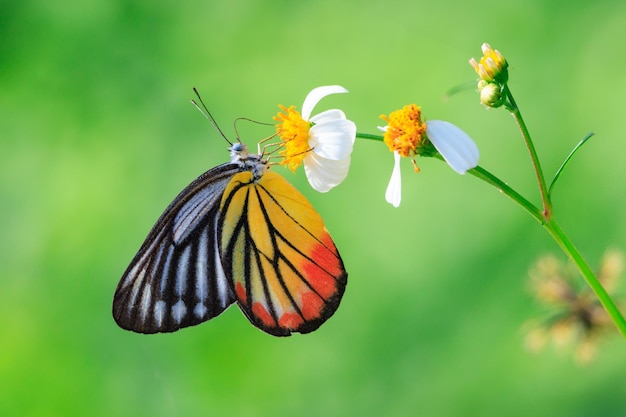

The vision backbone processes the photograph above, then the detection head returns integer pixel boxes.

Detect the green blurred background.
[2,0,626,416]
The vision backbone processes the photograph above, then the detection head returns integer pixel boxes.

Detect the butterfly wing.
[113,163,240,333]
[219,171,348,336]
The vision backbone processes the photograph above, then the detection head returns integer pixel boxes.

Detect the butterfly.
[112,101,347,337]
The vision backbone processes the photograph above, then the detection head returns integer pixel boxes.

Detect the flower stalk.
[357,131,626,337]
[468,164,626,337]
[503,85,552,221]
[542,220,626,338]
[466,42,626,335]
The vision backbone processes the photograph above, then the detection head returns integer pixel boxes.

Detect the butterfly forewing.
[219,171,348,336]
[113,163,240,333]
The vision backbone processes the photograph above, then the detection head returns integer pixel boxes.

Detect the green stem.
[357,132,384,141]
[469,164,626,338]
[542,219,626,338]
[504,85,552,220]
[500,87,626,334]
[468,165,543,224]
[355,131,626,336]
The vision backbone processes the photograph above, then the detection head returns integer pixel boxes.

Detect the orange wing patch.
[219,171,347,336]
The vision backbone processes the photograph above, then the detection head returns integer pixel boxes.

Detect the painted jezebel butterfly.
[112,96,347,336]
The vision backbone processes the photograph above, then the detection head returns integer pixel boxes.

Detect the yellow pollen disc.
[380,104,427,159]
[274,105,311,171]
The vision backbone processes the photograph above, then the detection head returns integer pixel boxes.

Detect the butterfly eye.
[229,142,249,162]
[231,142,245,152]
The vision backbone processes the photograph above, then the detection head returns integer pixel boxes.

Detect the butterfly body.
[113,143,347,336]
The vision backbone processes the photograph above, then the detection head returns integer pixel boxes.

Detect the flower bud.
[469,43,508,84]
[478,81,504,108]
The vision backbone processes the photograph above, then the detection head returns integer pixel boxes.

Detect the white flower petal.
[377,125,389,133]
[301,85,349,121]
[303,153,351,192]
[309,119,356,160]
[310,109,346,124]
[426,120,479,174]
[385,152,402,207]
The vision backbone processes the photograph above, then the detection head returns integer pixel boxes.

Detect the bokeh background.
[2,0,626,416]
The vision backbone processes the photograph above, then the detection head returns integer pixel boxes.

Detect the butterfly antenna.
[191,87,232,145]
[233,117,274,144]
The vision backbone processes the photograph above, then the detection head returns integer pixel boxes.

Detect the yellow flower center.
[380,104,427,171]
[274,105,311,171]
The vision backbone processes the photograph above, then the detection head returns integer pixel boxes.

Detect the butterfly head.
[229,141,249,162]
[230,141,269,181]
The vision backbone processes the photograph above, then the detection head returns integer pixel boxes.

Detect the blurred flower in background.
[524,250,624,363]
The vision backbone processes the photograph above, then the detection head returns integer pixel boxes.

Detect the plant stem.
[504,85,552,220]
[355,131,626,336]
[468,165,543,224]
[542,219,626,338]
[500,88,626,333]
[469,164,626,338]
[356,132,385,141]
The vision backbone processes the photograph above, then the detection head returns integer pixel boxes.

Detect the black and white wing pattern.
[113,163,240,333]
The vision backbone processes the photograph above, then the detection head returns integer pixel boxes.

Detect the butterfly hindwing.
[113,164,239,333]
[219,171,348,336]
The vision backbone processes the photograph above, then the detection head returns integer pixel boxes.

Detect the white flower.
[378,119,479,207]
[275,85,356,193]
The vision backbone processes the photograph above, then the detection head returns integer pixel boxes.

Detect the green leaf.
[548,132,595,197]
[443,80,477,101]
